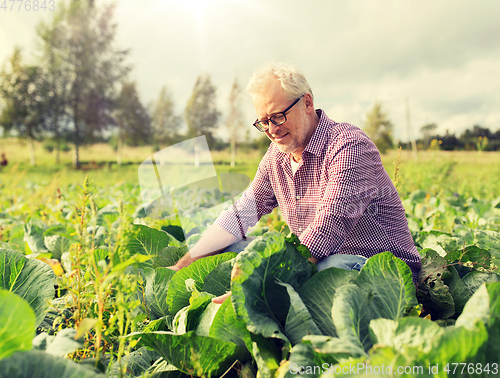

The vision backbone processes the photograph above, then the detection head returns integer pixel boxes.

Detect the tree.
[363,103,393,154]
[0,48,48,166]
[185,74,220,149]
[36,14,72,164]
[226,77,244,167]
[460,125,492,151]
[37,0,129,168]
[151,85,181,149]
[114,81,152,165]
[421,123,437,150]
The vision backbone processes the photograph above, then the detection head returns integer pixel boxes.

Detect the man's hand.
[166,252,197,272]
[165,225,239,272]
[212,291,231,304]
[308,256,319,264]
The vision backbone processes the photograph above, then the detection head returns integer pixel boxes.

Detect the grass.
[382,149,500,199]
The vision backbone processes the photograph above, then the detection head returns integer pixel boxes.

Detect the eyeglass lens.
[254,95,303,131]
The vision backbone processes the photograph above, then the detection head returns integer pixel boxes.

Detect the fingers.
[212,291,231,304]
[166,265,180,272]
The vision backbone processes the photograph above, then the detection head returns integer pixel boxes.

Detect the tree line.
[362,103,500,154]
[0,0,246,168]
[412,124,500,152]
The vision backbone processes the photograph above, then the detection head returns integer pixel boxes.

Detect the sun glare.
[155,0,261,25]
[183,0,213,20]
[158,0,216,23]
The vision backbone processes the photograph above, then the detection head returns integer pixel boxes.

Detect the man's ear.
[303,93,314,113]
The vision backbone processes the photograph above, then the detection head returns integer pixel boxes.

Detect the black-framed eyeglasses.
[253,95,304,132]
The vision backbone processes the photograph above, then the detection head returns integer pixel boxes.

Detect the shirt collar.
[303,109,331,157]
[272,109,331,165]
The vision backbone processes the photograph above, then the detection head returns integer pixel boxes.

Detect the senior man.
[168,63,421,295]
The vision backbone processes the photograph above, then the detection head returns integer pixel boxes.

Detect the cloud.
[1,0,499,141]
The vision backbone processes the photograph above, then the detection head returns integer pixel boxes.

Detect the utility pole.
[406,98,418,161]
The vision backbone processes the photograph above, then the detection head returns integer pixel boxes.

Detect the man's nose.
[268,121,282,136]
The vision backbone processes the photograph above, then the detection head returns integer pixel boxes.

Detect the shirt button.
[298,227,303,232]
[296,195,301,200]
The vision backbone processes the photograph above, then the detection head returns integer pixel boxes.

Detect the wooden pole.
[406,98,418,161]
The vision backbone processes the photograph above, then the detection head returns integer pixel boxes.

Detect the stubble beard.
[269,108,309,156]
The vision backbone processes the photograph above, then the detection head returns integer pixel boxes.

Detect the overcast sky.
[1,0,499,142]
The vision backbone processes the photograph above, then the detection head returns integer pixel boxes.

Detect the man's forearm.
[171,224,239,270]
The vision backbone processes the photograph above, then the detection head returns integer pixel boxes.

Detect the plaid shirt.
[215,110,421,281]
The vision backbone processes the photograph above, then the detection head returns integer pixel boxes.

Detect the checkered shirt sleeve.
[214,150,278,237]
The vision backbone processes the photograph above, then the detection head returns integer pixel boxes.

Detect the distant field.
[0,138,263,166]
[0,138,263,188]
[1,137,499,200]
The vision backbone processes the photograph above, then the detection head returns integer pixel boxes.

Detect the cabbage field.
[0,151,500,378]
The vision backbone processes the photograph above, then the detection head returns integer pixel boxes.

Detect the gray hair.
[246,62,314,102]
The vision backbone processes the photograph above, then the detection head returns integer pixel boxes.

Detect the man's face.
[254,79,312,157]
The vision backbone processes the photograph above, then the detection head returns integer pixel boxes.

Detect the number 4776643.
[0,0,56,11]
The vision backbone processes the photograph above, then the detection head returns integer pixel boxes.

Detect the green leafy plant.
[1,164,500,378]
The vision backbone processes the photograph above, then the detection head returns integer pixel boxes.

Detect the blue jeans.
[316,254,367,272]
[221,237,367,273]
[221,236,257,253]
